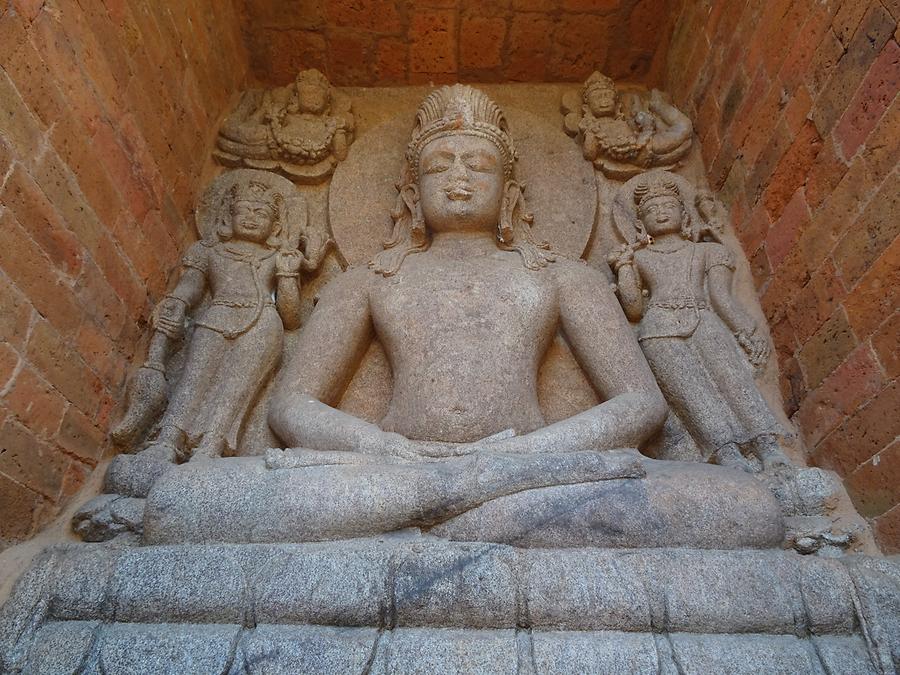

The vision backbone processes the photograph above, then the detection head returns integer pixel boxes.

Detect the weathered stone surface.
[142,456,782,549]
[26,621,98,675]
[4,622,892,675]
[3,541,892,635]
[96,622,240,674]
[237,624,379,673]
[2,74,896,674]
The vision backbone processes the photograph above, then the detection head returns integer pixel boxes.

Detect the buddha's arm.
[498,263,666,455]
[268,268,402,453]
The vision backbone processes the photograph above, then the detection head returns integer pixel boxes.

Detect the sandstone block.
[460,16,507,72]
[843,235,900,338]
[410,10,457,74]
[812,4,896,135]
[812,381,900,476]
[871,312,900,379]
[2,364,67,439]
[833,171,900,287]
[797,308,858,390]
[834,40,900,159]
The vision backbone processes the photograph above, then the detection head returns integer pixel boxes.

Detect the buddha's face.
[638,195,684,237]
[587,86,617,116]
[295,81,328,114]
[417,134,505,235]
[231,199,277,243]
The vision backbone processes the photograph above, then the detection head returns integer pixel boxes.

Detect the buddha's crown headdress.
[583,71,616,100]
[406,84,516,179]
[633,174,682,209]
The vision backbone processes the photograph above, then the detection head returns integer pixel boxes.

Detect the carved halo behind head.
[329,100,595,267]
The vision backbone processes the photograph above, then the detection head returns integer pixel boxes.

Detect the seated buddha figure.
[143,86,783,549]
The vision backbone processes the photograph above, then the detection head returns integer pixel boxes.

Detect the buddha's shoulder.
[316,264,380,302]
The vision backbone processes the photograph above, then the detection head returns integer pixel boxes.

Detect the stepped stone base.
[18,623,885,675]
[1,538,898,673]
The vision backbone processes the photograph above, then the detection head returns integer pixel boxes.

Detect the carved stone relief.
[562,71,693,180]
[215,69,353,324]
[1,82,896,674]
[111,169,306,462]
[215,68,354,183]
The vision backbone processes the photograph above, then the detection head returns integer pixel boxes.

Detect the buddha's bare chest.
[370,259,556,363]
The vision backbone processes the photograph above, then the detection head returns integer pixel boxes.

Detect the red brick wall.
[0,0,247,548]
[240,0,682,86]
[666,0,899,552]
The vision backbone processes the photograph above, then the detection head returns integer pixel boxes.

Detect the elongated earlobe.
[401,184,427,245]
[499,181,522,243]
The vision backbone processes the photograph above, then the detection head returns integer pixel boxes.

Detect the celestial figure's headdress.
[582,71,617,102]
[294,68,331,92]
[406,84,517,179]
[230,180,283,213]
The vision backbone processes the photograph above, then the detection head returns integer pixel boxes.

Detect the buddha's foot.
[472,448,645,495]
[711,444,755,473]
[72,493,145,542]
[104,442,177,498]
[754,445,794,475]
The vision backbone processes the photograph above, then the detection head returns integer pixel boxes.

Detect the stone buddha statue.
[138,86,782,549]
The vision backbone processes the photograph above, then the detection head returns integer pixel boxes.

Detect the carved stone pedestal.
[2,539,898,673]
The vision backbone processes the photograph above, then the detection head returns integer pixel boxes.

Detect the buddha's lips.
[444,186,473,200]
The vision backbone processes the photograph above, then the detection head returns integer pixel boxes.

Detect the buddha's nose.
[449,157,468,181]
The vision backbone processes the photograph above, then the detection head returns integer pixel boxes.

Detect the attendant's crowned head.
[221,179,284,247]
[371,85,554,276]
[633,173,692,241]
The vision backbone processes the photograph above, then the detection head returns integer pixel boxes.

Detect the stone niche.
[1,77,898,674]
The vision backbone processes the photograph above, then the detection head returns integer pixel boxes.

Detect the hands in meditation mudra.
[143,85,782,549]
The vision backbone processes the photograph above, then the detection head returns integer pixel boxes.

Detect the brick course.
[240,0,682,85]
[667,0,900,552]
[0,0,247,549]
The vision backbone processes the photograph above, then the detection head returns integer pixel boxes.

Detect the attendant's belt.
[210,299,275,309]
[647,297,708,311]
